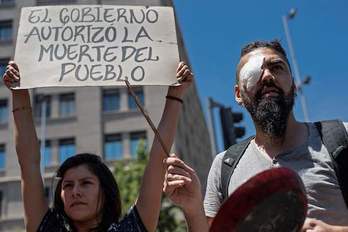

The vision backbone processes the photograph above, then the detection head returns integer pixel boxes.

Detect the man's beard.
[243,81,295,140]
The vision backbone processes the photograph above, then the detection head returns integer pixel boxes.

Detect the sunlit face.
[60,165,103,225]
[236,48,293,104]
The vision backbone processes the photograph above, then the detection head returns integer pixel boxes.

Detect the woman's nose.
[72,185,81,198]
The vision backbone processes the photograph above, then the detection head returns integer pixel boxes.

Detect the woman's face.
[60,164,103,225]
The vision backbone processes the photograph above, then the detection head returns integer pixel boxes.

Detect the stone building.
[0,0,212,231]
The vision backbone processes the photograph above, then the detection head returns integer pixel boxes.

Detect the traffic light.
[219,106,245,149]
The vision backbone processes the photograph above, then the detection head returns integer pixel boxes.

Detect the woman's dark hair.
[53,153,122,231]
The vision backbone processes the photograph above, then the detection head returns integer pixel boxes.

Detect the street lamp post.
[39,95,47,175]
[282,8,310,122]
[207,97,223,157]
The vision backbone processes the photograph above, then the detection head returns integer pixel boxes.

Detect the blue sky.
[172,0,348,152]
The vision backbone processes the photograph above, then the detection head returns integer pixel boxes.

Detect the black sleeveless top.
[37,206,147,232]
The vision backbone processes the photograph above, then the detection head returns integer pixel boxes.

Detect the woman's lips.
[70,201,87,208]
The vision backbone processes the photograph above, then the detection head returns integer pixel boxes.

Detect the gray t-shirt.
[204,122,348,226]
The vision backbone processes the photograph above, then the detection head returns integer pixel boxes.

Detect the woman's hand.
[3,61,20,90]
[302,218,348,232]
[167,61,194,99]
[163,154,203,215]
[163,154,209,232]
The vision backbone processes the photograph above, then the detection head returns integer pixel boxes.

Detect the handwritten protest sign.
[14,5,179,88]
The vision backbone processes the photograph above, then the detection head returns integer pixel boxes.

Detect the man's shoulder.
[310,120,348,135]
[215,150,227,160]
[213,138,255,172]
[343,121,348,131]
[223,136,255,158]
[210,151,227,169]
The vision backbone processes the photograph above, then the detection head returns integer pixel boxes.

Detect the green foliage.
[114,140,147,212]
[113,140,186,232]
[157,198,186,232]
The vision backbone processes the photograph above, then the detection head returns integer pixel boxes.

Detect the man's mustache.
[255,81,284,99]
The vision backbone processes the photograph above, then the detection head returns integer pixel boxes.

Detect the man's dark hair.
[54,153,122,231]
[240,40,288,59]
[236,40,291,83]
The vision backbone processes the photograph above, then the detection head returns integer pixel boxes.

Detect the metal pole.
[40,97,47,176]
[207,97,218,157]
[282,15,310,122]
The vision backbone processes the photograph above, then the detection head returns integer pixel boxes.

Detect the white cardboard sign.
[14,5,179,88]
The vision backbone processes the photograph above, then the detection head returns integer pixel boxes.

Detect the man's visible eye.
[270,64,284,72]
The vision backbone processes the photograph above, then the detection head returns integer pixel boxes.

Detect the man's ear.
[235,84,243,106]
[292,79,298,94]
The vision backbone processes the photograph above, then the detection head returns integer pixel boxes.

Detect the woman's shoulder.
[108,206,147,232]
[37,208,71,232]
[38,206,148,232]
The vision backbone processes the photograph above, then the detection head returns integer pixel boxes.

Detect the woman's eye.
[62,183,72,189]
[82,181,92,185]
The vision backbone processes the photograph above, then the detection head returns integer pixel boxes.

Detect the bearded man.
[203,40,348,231]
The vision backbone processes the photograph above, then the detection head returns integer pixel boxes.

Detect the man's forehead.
[240,48,286,67]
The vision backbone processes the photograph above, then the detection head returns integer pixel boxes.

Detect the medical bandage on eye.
[239,55,265,91]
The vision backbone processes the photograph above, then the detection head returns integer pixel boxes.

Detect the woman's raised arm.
[3,61,48,232]
[135,62,193,232]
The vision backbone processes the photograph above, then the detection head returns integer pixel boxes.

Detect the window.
[0,191,2,218]
[34,95,51,118]
[0,145,5,170]
[59,93,75,117]
[0,0,15,5]
[36,0,76,5]
[59,138,75,164]
[0,99,8,124]
[0,20,12,42]
[0,58,8,78]
[104,134,123,161]
[130,131,147,158]
[128,88,144,110]
[40,140,52,167]
[102,89,120,112]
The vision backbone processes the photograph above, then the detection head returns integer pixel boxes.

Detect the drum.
[210,167,307,232]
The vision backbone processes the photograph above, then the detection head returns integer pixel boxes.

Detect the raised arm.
[3,61,48,232]
[135,62,193,231]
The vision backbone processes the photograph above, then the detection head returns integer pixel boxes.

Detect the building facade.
[0,0,212,231]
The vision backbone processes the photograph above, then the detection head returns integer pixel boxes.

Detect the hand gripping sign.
[14,5,179,89]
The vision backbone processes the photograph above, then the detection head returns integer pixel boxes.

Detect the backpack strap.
[221,136,254,201]
[314,120,348,208]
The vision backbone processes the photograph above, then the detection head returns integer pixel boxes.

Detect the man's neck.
[254,114,308,159]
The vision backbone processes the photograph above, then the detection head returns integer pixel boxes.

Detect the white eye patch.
[239,55,265,92]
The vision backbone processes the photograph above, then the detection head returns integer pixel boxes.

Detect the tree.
[113,140,186,231]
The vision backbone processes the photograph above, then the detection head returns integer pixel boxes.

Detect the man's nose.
[260,68,275,82]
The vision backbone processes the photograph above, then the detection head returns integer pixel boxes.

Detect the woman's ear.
[235,84,243,106]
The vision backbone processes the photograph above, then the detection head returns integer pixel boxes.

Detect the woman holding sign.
[3,61,193,232]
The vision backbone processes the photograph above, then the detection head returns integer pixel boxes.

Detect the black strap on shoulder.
[221,136,254,201]
[314,120,348,208]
